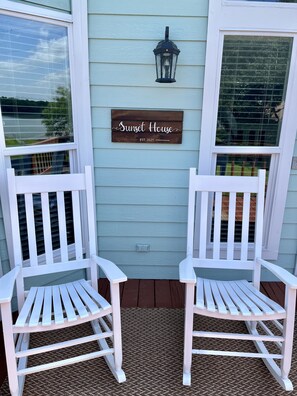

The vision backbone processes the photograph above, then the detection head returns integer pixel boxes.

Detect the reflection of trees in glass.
[42,86,73,139]
[0,97,48,116]
[217,36,292,147]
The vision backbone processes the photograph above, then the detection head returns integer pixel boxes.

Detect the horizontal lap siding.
[8,0,71,12]
[88,0,207,278]
[0,205,11,285]
[278,169,297,273]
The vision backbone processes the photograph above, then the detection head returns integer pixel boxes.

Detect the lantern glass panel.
[162,53,172,80]
[155,54,161,80]
[171,54,178,79]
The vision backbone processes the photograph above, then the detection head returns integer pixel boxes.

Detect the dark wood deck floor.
[0,280,286,388]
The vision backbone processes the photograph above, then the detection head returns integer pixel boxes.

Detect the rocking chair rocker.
[0,166,127,396]
[180,168,297,390]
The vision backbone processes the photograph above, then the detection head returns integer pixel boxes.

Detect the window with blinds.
[0,13,76,262]
[0,14,73,146]
[217,36,292,148]
[212,35,292,246]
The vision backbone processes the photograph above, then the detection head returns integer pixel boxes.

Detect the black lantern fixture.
[153,26,180,83]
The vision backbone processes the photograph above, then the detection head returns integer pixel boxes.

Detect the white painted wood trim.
[223,0,297,10]
[70,0,94,172]
[3,143,77,157]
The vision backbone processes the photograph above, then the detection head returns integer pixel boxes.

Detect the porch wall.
[0,206,9,277]
[88,0,208,279]
[278,139,297,273]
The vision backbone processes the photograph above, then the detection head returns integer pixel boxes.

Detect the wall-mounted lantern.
[153,26,180,83]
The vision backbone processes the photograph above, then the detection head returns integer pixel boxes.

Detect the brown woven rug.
[1,308,297,395]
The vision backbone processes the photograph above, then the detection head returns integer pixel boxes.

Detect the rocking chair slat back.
[7,167,97,295]
[188,168,266,277]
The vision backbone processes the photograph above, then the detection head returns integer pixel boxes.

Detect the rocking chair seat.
[14,279,111,330]
[195,277,286,320]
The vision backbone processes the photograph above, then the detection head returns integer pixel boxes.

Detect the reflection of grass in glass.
[217,155,271,178]
[217,162,255,176]
[6,138,42,147]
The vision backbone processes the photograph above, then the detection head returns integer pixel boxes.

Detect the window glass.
[214,154,270,243]
[0,14,73,146]
[216,154,270,177]
[216,36,292,147]
[11,151,70,176]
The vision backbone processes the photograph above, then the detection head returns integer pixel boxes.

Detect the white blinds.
[217,36,292,147]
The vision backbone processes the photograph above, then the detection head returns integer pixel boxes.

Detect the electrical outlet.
[136,244,150,252]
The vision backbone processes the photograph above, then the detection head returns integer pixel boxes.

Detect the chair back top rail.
[10,173,87,194]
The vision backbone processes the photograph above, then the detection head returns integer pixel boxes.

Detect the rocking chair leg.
[110,283,126,383]
[183,283,195,386]
[1,303,20,396]
[245,320,293,391]
[281,288,296,381]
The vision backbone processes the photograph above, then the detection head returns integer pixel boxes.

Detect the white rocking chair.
[179,168,297,390]
[0,166,127,396]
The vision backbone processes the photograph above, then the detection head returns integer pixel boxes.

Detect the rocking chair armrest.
[179,257,196,284]
[91,255,127,284]
[0,266,21,303]
[257,258,297,289]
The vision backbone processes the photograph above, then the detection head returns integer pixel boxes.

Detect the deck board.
[121,279,140,308]
[155,280,172,308]
[170,280,185,308]
[261,281,284,307]
[138,280,155,308]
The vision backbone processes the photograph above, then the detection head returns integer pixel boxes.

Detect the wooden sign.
[111,109,183,144]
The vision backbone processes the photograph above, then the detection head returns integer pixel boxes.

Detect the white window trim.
[0,0,93,268]
[198,0,297,260]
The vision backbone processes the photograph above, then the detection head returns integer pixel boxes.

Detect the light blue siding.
[0,205,10,276]
[89,15,207,40]
[88,0,208,17]
[89,40,207,66]
[9,0,71,13]
[277,165,297,273]
[88,0,208,278]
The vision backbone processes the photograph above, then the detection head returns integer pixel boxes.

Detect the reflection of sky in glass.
[0,14,70,101]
